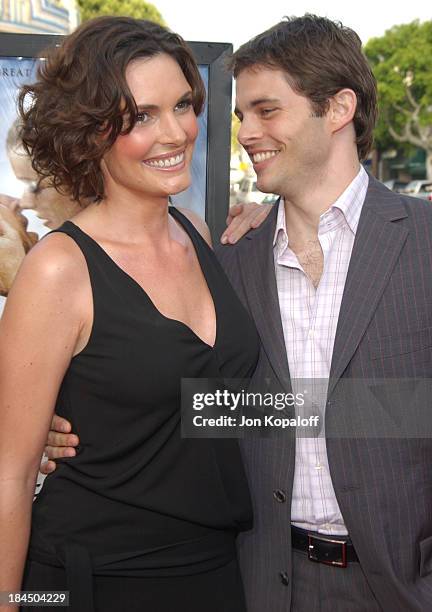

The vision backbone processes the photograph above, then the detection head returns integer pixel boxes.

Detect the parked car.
[236,176,264,204]
[261,194,279,204]
[417,184,432,202]
[383,179,409,193]
[384,179,408,193]
[236,175,277,205]
[403,180,432,199]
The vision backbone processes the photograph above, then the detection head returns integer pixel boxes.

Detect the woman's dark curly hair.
[18,16,205,205]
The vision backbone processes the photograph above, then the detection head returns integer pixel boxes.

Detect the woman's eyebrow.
[135,90,193,111]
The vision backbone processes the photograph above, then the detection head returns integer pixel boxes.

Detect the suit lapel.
[237,203,291,391]
[234,178,408,396]
[328,176,409,396]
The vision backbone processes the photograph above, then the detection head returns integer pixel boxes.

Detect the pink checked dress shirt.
[273,166,369,535]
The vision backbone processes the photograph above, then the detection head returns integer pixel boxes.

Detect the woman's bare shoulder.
[9,231,89,305]
[23,231,86,279]
[175,207,212,247]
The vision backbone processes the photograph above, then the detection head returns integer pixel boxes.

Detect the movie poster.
[0,57,209,317]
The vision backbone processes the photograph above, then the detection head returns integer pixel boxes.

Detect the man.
[43,15,432,611]
[4,119,80,234]
[0,120,76,316]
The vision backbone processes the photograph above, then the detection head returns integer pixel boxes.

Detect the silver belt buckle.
[307,533,347,568]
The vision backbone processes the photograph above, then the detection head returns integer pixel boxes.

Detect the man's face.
[7,137,79,229]
[7,141,37,183]
[235,66,331,199]
[19,180,80,230]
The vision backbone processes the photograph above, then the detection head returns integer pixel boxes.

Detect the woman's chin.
[163,178,192,198]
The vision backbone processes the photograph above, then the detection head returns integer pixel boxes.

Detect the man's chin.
[256,181,274,196]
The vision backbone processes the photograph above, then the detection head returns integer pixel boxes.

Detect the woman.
[0,17,259,612]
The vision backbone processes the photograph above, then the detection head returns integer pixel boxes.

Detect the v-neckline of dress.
[63,208,218,351]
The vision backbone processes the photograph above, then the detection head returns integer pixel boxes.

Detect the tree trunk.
[426,151,432,180]
[370,149,380,178]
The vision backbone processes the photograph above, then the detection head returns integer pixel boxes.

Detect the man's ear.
[328,89,357,133]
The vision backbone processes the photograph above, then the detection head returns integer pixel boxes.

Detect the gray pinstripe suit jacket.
[215,175,432,611]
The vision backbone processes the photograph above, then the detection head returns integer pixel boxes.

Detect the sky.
[154,1,431,50]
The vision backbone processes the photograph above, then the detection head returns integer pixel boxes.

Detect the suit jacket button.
[273,489,286,503]
[279,571,289,586]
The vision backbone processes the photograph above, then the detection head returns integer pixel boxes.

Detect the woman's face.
[102,53,199,201]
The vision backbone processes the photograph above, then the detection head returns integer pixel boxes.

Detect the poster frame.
[0,33,233,241]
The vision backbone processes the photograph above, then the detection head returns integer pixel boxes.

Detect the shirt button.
[315,463,323,470]
[279,571,289,586]
[308,329,314,338]
[273,489,287,503]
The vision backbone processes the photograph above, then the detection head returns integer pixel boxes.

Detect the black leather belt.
[291,525,359,568]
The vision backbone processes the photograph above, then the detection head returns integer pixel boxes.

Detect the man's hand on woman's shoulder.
[221,202,273,245]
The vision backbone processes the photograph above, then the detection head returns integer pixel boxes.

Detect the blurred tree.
[77,0,165,25]
[365,20,432,178]
[231,113,240,155]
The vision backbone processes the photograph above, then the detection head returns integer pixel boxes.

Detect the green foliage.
[77,0,165,25]
[231,113,240,154]
[365,20,432,152]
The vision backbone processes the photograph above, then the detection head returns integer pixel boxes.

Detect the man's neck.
[282,160,361,242]
[280,160,361,288]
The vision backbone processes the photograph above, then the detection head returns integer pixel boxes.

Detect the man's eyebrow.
[250,97,280,106]
[135,90,193,111]
[234,97,280,116]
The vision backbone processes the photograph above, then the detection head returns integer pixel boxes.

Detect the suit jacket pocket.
[419,535,432,577]
[369,327,432,360]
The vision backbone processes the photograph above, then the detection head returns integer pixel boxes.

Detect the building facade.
[0,0,78,34]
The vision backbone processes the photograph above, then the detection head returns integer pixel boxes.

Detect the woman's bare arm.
[0,234,89,608]
[176,207,213,247]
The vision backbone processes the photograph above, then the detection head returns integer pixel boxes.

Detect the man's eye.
[261,108,276,117]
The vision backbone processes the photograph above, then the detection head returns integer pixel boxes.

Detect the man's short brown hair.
[18,16,205,205]
[230,14,378,161]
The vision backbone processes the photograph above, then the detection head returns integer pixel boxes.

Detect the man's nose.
[237,116,262,146]
[19,187,36,210]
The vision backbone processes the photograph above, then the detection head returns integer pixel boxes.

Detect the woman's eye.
[135,112,150,124]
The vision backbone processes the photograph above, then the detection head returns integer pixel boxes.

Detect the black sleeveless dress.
[22,208,259,612]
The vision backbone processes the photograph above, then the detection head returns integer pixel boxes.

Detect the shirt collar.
[331,165,368,235]
[273,195,288,248]
[273,165,369,247]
